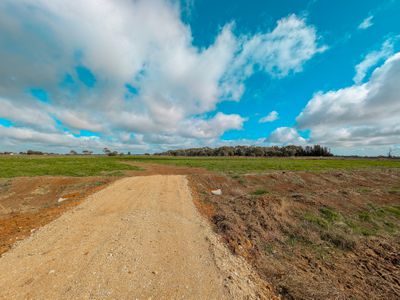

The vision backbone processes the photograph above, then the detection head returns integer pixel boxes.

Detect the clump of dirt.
[189,169,400,299]
[0,177,114,255]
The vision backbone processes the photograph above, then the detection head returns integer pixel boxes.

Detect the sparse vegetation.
[384,205,400,218]
[356,187,372,193]
[303,212,329,228]
[304,204,399,240]
[388,186,400,194]
[190,169,400,299]
[250,189,268,196]
[320,231,356,250]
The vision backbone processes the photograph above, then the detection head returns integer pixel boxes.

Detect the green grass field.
[1,155,399,178]
[0,156,139,178]
[124,156,400,173]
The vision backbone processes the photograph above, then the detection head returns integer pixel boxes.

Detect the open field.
[0,156,140,178]
[0,155,399,299]
[1,155,399,178]
[124,156,400,173]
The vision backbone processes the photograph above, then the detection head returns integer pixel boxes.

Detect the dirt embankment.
[189,169,400,299]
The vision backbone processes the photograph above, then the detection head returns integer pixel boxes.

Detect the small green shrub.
[356,187,371,193]
[304,213,329,228]
[320,207,341,222]
[251,189,268,196]
[384,206,400,218]
[345,220,377,236]
[358,211,372,221]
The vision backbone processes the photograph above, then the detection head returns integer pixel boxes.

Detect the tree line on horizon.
[156,145,333,157]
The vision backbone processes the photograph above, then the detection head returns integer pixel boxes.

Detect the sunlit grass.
[0,156,139,178]
[123,156,400,173]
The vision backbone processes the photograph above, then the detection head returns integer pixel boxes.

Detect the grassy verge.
[0,156,139,177]
[124,156,400,173]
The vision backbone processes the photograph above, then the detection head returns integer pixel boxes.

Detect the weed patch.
[320,231,356,250]
[320,207,342,222]
[383,206,400,218]
[357,187,372,193]
[388,186,400,194]
[250,189,268,196]
[304,213,329,228]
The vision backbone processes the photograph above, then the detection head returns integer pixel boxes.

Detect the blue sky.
[0,0,399,155]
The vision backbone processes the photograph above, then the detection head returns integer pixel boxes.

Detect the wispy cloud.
[358,16,374,30]
[353,39,394,84]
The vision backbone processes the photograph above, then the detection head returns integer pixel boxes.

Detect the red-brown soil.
[188,169,400,299]
[0,177,115,255]
[1,163,399,299]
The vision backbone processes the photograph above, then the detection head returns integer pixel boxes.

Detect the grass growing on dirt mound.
[0,156,139,178]
[125,156,400,173]
[190,170,400,299]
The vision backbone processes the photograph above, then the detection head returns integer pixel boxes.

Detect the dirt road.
[0,175,273,299]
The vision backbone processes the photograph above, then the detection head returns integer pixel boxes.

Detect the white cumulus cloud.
[0,0,325,152]
[259,111,279,123]
[267,127,306,145]
[297,52,400,149]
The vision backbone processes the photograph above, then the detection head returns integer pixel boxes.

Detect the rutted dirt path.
[0,175,273,299]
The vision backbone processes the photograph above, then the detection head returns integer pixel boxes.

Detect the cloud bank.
[0,0,324,152]
[297,52,400,149]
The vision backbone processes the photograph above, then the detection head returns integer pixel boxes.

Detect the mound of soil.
[189,169,400,299]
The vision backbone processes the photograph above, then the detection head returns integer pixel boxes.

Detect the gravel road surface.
[0,175,274,299]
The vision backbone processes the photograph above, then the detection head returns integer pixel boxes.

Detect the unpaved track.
[0,176,232,299]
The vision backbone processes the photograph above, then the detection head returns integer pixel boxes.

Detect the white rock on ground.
[211,189,222,195]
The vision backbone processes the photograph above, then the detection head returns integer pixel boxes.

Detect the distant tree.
[103,147,111,155]
[27,150,43,155]
[156,145,333,157]
[69,150,78,155]
[82,150,93,155]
